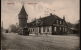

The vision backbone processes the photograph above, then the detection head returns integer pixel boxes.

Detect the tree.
[75,20,80,35]
[1,26,5,40]
[9,24,19,33]
[67,22,75,28]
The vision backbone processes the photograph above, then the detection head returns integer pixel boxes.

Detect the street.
[1,33,80,50]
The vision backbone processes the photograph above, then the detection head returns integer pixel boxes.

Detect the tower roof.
[19,5,28,16]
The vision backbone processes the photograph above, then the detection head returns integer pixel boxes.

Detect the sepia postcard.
[1,0,80,50]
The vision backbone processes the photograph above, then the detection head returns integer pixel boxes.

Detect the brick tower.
[18,5,29,35]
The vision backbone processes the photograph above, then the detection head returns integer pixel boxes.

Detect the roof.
[28,13,67,27]
[18,5,28,18]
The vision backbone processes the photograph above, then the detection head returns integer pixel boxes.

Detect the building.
[18,5,72,35]
[28,13,71,35]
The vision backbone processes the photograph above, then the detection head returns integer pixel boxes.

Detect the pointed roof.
[19,5,28,16]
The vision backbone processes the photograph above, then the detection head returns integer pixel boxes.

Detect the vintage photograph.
[1,0,80,50]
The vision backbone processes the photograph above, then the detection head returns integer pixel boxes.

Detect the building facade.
[18,5,72,35]
[28,13,71,35]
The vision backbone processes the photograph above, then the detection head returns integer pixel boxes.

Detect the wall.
[29,26,52,35]
[41,26,52,35]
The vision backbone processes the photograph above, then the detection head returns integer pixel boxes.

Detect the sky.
[1,0,80,29]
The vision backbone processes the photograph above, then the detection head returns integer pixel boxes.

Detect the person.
[5,30,8,33]
[23,27,29,36]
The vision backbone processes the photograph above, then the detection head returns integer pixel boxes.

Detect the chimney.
[50,13,53,16]
[63,16,65,20]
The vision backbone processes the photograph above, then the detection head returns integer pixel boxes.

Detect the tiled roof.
[28,13,65,27]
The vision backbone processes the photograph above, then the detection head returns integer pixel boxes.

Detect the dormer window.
[50,13,53,16]
[56,20,59,24]
[60,21,62,24]
[63,21,65,25]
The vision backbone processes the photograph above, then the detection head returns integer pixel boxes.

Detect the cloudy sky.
[1,0,80,29]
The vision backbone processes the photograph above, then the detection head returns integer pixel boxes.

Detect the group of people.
[18,27,29,36]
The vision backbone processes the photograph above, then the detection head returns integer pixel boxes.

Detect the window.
[31,29,32,32]
[62,21,64,24]
[65,28,67,32]
[33,29,34,31]
[29,29,30,32]
[43,27,46,32]
[63,27,65,32]
[56,20,59,24]
[31,28,34,32]
[47,27,49,32]
[60,27,61,31]
[60,21,62,24]
[54,27,57,32]
[30,29,31,32]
